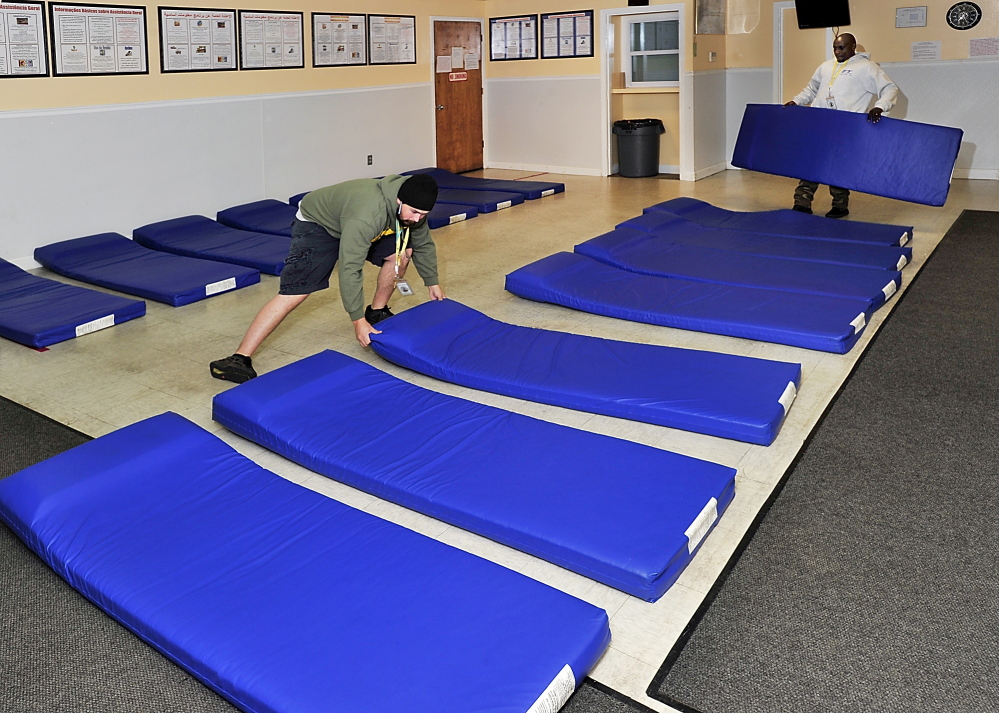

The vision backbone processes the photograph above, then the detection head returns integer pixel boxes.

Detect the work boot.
[825,206,850,219]
[365,304,394,325]
[210,353,256,383]
[792,204,813,214]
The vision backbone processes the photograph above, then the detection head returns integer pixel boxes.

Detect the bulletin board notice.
[159,7,236,72]
[489,14,537,61]
[238,9,303,70]
[50,2,147,75]
[368,14,415,65]
[1,1,48,77]
[540,9,592,59]
[313,12,364,66]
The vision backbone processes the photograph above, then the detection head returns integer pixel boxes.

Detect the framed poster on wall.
[159,6,236,72]
[1,0,49,76]
[367,14,415,65]
[540,9,593,59]
[489,14,537,61]
[49,1,147,75]
[312,12,364,66]
[238,8,303,69]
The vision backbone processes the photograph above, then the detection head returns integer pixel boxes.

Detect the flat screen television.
[794,0,851,29]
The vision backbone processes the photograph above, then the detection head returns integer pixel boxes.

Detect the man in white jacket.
[783,33,899,218]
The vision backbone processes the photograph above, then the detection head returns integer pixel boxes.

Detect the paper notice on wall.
[911,40,941,61]
[435,54,450,72]
[465,52,479,69]
[450,46,463,68]
[970,37,999,57]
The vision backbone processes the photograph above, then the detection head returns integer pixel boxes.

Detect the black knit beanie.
[397,174,438,211]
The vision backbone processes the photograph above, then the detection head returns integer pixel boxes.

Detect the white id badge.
[826,94,837,109]
[396,279,414,296]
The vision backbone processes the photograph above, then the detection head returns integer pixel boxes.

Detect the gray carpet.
[651,210,999,713]
[0,395,651,712]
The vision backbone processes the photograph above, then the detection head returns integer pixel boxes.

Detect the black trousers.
[794,180,850,209]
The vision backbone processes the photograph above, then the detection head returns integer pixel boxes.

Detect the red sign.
[448,71,467,82]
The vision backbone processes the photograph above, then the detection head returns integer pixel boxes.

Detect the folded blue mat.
[506,252,871,354]
[642,198,913,247]
[0,412,610,713]
[0,258,145,348]
[213,350,737,601]
[217,199,296,237]
[404,167,565,200]
[370,300,800,445]
[732,104,963,206]
[437,188,524,212]
[576,229,900,311]
[288,191,307,206]
[133,216,288,275]
[427,202,480,228]
[34,233,259,307]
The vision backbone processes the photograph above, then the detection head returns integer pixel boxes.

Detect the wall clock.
[946,2,982,30]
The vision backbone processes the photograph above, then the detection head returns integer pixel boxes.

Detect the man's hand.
[784,100,797,107]
[428,284,446,301]
[868,107,883,123]
[353,318,381,347]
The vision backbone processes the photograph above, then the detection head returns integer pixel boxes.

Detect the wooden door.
[433,21,483,173]
[779,6,829,104]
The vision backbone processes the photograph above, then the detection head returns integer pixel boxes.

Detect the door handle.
[436,105,445,111]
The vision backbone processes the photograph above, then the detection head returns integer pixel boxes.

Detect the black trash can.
[613,118,665,178]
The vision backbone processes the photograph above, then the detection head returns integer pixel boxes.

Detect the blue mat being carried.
[0,258,145,348]
[133,216,288,275]
[641,199,913,247]
[506,252,871,354]
[404,167,565,200]
[217,199,297,237]
[370,300,800,445]
[436,188,524,212]
[0,412,610,713]
[732,104,963,206]
[34,233,259,307]
[213,350,737,601]
[576,229,901,311]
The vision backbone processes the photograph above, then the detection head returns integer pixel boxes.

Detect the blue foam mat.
[642,198,913,247]
[436,188,524,212]
[427,202,479,228]
[505,252,871,354]
[34,233,259,307]
[213,350,737,601]
[217,199,296,237]
[370,300,801,445]
[403,167,565,200]
[732,104,963,206]
[0,258,145,348]
[576,228,901,311]
[134,215,288,275]
[0,412,610,713]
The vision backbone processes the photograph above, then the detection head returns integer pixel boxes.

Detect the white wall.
[485,75,604,176]
[0,84,435,267]
[690,68,729,179]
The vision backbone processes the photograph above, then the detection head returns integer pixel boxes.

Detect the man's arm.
[788,64,824,107]
[336,218,377,322]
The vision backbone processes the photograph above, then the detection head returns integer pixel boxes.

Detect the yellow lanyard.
[829,60,848,89]
[394,219,409,279]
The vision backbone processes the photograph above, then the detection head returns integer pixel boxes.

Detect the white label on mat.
[685,497,718,554]
[778,381,797,414]
[75,314,114,337]
[527,664,575,713]
[448,213,467,224]
[541,188,555,197]
[882,280,898,300]
[899,231,910,246]
[896,255,908,270]
[206,277,237,296]
[497,200,512,210]
[851,313,867,334]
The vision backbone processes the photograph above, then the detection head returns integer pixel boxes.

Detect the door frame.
[429,16,486,170]
[600,3,690,180]
[773,1,833,103]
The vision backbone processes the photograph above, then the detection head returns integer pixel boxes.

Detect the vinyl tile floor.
[2,170,996,712]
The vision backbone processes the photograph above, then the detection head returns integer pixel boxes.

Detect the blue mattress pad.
[436,188,524,212]
[404,167,565,200]
[217,199,297,237]
[427,202,480,228]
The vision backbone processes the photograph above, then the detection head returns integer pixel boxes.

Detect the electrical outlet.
[708,51,717,62]
[367,155,373,165]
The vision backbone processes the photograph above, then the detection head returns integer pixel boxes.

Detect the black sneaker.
[792,204,813,214]
[364,304,394,325]
[825,207,850,219]
[210,353,256,383]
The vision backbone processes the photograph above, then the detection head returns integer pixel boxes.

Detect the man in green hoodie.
[210,173,444,383]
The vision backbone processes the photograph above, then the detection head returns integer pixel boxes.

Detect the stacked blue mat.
[370,299,800,445]
[732,103,963,206]
[216,199,296,237]
[0,258,145,348]
[213,350,737,601]
[403,167,565,200]
[133,215,289,275]
[34,233,259,307]
[0,412,610,713]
